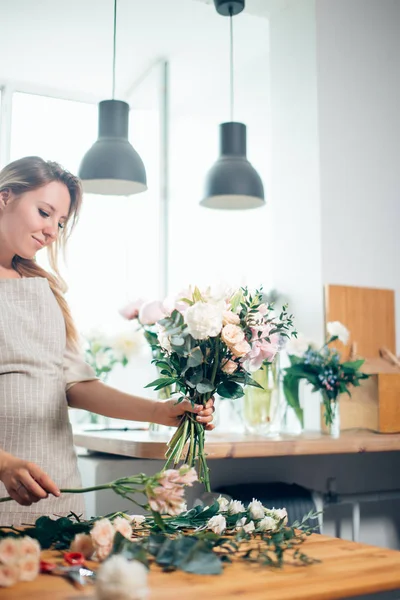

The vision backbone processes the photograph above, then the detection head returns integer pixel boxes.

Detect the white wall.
[317,0,400,352]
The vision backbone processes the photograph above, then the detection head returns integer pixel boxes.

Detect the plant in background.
[122,285,295,491]
[82,330,142,424]
[283,321,369,427]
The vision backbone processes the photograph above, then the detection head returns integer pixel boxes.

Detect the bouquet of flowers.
[122,286,295,491]
[84,330,142,382]
[283,321,369,428]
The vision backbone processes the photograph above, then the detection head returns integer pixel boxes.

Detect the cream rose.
[221,324,245,347]
[230,339,251,358]
[221,359,238,374]
[222,310,240,326]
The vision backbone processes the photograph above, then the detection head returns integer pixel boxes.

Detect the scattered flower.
[0,564,19,587]
[70,534,94,559]
[207,514,226,535]
[113,516,133,540]
[95,555,148,600]
[258,516,277,532]
[130,515,146,527]
[243,521,255,534]
[217,496,230,512]
[227,500,246,515]
[248,499,265,521]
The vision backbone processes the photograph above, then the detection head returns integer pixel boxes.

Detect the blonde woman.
[0,156,214,526]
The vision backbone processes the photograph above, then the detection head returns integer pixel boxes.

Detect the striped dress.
[0,277,96,526]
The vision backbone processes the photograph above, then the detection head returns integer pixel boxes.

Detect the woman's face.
[0,181,71,260]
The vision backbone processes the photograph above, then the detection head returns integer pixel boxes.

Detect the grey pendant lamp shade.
[79,99,147,195]
[201,0,265,209]
[200,122,264,209]
[78,0,147,196]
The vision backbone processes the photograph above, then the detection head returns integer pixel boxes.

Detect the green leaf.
[196,379,215,394]
[187,347,204,368]
[341,359,365,370]
[178,539,223,575]
[216,380,244,399]
[145,377,177,389]
[282,374,304,427]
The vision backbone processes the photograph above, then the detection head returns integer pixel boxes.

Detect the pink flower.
[0,538,19,565]
[231,339,251,358]
[90,519,115,550]
[113,516,132,540]
[96,543,113,562]
[242,339,278,372]
[157,469,182,489]
[139,300,167,325]
[70,534,94,559]
[119,298,145,320]
[0,564,19,587]
[177,465,198,485]
[19,537,41,560]
[19,556,40,582]
[221,359,238,374]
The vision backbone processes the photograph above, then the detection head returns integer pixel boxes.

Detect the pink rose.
[119,298,145,320]
[90,518,115,549]
[19,556,40,582]
[231,339,251,358]
[96,543,113,562]
[0,538,20,565]
[19,537,41,560]
[221,324,245,347]
[221,359,238,374]
[139,300,167,325]
[242,339,278,372]
[0,564,19,587]
[177,465,198,485]
[70,533,94,559]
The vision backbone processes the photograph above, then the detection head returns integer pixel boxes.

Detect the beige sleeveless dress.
[0,277,96,526]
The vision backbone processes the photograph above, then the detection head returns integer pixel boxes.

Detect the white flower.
[95,350,112,370]
[285,334,310,357]
[243,521,255,534]
[130,515,146,527]
[184,301,224,339]
[217,495,230,512]
[269,507,288,525]
[235,517,247,531]
[258,516,276,532]
[227,499,245,515]
[247,499,265,521]
[95,555,148,600]
[207,514,226,535]
[327,321,349,345]
[157,324,171,353]
[112,332,143,360]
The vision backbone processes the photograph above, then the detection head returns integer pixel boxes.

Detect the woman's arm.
[66,380,215,429]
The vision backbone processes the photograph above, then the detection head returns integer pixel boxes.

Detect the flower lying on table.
[0,466,319,588]
[121,285,296,490]
[0,536,41,586]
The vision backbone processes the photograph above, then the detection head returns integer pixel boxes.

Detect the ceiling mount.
[213,0,245,17]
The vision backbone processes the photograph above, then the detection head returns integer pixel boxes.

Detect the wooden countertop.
[73,429,400,460]
[3,534,400,599]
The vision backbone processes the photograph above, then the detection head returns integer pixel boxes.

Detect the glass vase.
[322,398,340,438]
[241,359,282,436]
[148,374,174,437]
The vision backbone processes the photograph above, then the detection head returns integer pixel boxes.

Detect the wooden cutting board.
[324,284,396,359]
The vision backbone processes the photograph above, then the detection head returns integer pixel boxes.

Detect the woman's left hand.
[153,397,215,430]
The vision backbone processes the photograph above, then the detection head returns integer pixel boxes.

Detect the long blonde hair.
[0,156,83,346]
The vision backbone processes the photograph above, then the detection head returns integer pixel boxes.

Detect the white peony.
[184,301,224,340]
[327,321,349,345]
[112,331,143,360]
[227,499,245,515]
[247,499,265,521]
[285,334,310,357]
[207,514,226,535]
[95,555,148,600]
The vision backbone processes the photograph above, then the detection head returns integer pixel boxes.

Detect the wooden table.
[2,534,400,599]
[73,429,400,460]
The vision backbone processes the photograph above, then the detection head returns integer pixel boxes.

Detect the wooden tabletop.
[73,429,400,460]
[2,534,400,599]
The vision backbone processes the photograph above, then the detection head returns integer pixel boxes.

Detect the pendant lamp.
[200,0,264,209]
[79,0,147,195]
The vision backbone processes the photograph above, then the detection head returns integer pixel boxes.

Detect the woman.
[0,156,214,526]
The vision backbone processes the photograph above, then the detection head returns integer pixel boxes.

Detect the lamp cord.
[229,9,234,122]
[112,0,117,99]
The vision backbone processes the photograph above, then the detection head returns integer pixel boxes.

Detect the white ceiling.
[0,0,269,114]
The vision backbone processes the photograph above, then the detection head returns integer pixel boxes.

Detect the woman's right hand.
[0,451,60,506]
